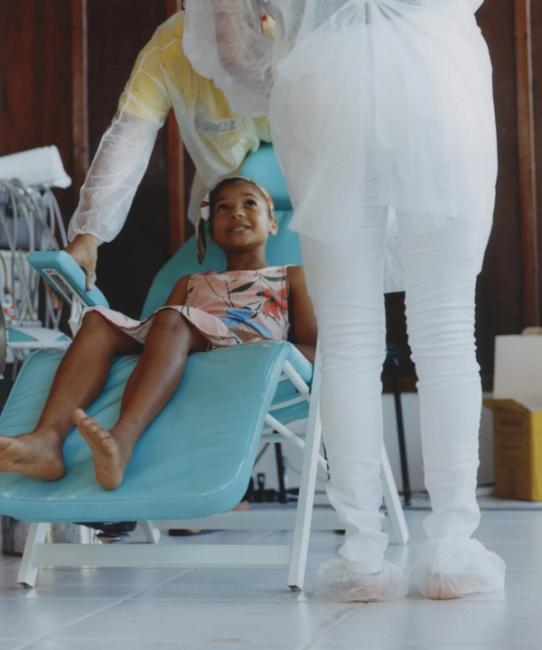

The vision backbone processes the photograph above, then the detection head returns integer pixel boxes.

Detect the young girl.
[0,177,317,492]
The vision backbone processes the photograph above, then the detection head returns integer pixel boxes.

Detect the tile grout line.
[10,528,344,648]
[13,567,200,650]
[300,603,360,650]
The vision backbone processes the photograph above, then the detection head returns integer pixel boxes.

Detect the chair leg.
[274,442,288,503]
[388,350,412,506]
[381,447,409,545]
[17,523,49,588]
[288,350,324,591]
[140,521,161,544]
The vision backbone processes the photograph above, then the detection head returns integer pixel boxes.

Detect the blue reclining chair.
[0,145,408,589]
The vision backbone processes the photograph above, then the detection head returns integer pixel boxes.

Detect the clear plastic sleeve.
[69,12,270,242]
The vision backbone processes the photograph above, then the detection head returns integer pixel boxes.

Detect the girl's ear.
[269,217,279,236]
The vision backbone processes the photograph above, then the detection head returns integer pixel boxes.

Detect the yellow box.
[484,398,542,501]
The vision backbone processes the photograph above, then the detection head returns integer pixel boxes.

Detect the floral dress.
[83,265,292,350]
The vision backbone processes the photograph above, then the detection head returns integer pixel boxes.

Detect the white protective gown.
[183,0,506,602]
[68,12,271,244]
[183,0,497,293]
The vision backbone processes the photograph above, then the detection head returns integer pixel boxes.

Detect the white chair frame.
[17,343,409,589]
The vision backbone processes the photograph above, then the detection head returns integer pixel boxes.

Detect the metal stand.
[385,344,412,506]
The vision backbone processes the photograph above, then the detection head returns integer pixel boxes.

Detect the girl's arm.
[166,275,190,306]
[287,266,318,364]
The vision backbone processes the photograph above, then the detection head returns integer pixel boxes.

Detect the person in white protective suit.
[182,0,506,601]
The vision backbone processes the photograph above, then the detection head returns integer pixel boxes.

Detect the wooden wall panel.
[476,0,526,385]
[532,0,542,323]
[385,0,526,391]
[86,0,169,317]
[0,0,76,216]
[514,0,539,326]
[71,0,89,193]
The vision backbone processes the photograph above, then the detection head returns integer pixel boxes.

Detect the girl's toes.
[73,408,86,424]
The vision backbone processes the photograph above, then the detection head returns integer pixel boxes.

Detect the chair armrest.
[27,251,109,309]
[285,342,313,385]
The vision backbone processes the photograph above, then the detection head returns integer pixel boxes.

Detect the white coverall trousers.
[300,207,487,573]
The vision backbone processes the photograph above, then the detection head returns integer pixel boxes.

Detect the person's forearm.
[68,112,159,243]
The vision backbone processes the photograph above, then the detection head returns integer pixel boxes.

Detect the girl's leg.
[397,212,505,599]
[300,208,407,602]
[0,311,141,480]
[74,309,208,490]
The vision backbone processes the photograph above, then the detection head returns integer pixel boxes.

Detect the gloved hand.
[46,233,101,309]
[65,233,100,290]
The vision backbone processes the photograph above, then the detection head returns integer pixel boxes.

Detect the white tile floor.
[0,506,539,650]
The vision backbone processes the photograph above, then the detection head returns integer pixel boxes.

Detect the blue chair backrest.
[140,145,302,319]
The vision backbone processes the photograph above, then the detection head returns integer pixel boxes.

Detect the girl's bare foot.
[73,408,129,490]
[0,432,64,480]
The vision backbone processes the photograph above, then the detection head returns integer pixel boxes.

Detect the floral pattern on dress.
[82,265,292,351]
[183,266,291,345]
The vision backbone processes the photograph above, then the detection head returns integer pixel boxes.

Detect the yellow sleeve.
[118,14,190,124]
[254,116,272,143]
[117,12,272,182]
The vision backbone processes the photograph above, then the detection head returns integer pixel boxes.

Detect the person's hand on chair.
[65,234,100,290]
[46,234,101,309]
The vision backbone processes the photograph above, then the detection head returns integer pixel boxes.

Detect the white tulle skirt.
[268,1,497,288]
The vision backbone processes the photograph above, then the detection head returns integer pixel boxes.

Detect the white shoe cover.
[311,558,408,602]
[410,538,506,599]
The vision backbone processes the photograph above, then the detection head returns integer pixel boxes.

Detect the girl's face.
[210,181,278,253]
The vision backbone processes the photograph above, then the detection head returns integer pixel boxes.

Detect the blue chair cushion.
[0,341,310,523]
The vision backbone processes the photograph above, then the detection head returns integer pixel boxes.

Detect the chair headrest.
[238,144,291,211]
